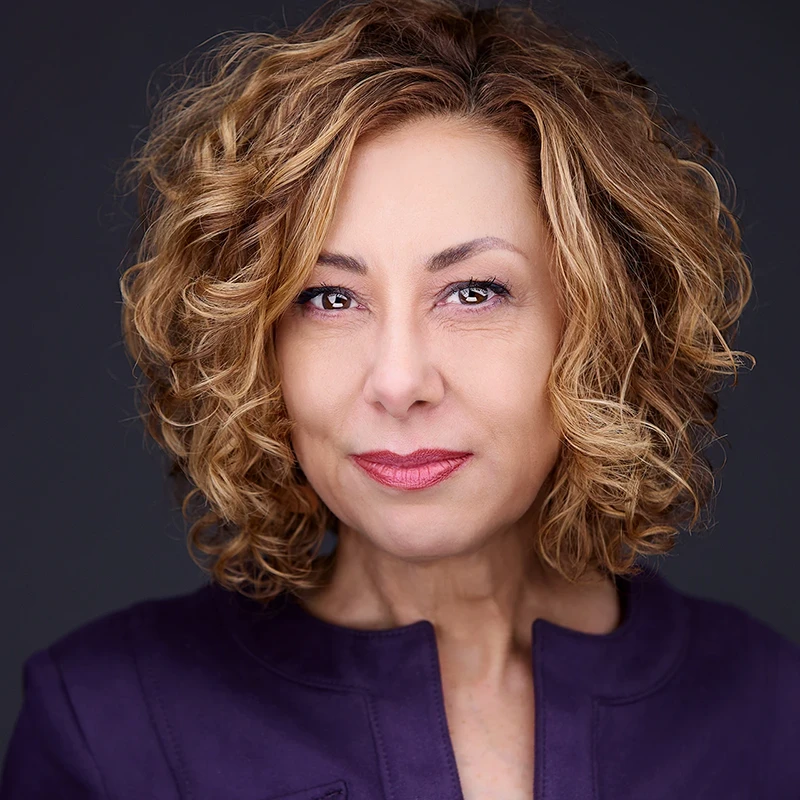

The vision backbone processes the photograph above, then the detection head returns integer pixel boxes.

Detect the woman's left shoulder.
[682,584,799,665]
[743,606,800,694]
[733,605,800,773]
[656,577,799,784]
[673,579,800,670]
[672,579,800,732]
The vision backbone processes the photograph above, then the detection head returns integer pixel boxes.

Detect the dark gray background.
[1,0,797,758]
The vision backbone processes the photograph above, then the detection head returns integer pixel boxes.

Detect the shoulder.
[2,584,224,798]
[667,577,800,764]
[671,577,800,675]
[618,573,800,791]
[41,582,219,681]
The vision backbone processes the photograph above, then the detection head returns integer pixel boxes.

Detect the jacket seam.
[533,621,547,800]
[424,630,462,800]
[591,588,692,799]
[129,605,193,800]
[595,587,693,706]
[209,585,374,695]
[47,645,111,799]
[364,693,394,800]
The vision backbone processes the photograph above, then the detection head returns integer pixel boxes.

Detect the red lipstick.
[350,449,473,490]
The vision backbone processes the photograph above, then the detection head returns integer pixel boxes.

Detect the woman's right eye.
[294,285,355,312]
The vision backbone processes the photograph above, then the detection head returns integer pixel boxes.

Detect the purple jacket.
[2,564,799,799]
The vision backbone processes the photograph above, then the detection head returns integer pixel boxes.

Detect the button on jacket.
[2,563,799,799]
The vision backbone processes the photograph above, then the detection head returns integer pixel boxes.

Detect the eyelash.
[293,276,512,317]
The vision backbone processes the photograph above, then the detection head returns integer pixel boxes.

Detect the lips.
[350,449,474,491]
[353,448,472,467]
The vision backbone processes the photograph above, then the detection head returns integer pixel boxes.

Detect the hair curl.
[119,0,754,604]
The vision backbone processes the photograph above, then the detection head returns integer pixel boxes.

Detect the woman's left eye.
[294,278,511,315]
[443,280,511,309]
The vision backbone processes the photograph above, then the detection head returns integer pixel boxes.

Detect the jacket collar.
[211,561,688,699]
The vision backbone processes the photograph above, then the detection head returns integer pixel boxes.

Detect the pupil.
[324,293,347,309]
[462,287,488,304]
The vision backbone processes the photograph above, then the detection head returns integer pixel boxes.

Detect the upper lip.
[352,449,473,467]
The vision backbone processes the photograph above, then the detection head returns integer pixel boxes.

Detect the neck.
[297,514,622,689]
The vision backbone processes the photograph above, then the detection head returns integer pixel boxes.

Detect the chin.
[365,523,484,562]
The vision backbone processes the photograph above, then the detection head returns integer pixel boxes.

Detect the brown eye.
[294,285,357,312]
[454,286,491,305]
[442,279,510,310]
[320,291,351,310]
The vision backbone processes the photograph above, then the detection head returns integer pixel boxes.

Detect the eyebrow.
[315,236,525,275]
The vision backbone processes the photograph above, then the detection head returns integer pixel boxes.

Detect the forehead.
[322,118,544,263]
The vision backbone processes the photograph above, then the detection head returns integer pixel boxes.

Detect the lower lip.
[351,455,473,490]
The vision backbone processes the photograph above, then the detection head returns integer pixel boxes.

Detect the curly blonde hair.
[119,0,754,604]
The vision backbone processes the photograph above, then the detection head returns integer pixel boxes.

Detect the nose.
[362,314,444,417]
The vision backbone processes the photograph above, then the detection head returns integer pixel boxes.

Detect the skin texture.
[274,115,621,683]
[274,116,621,797]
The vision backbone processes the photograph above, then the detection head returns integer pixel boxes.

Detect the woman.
[2,0,798,797]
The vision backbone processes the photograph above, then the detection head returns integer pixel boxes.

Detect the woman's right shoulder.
[1,582,268,799]
[30,582,221,680]
[24,580,277,704]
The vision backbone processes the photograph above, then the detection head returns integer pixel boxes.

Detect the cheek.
[276,322,334,420]
[466,335,559,464]
[490,372,557,457]
[283,376,332,445]
[456,328,554,407]
[278,347,354,462]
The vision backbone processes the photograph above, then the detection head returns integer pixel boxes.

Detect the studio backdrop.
[1,0,797,760]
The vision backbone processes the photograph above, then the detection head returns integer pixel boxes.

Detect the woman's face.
[275,117,564,560]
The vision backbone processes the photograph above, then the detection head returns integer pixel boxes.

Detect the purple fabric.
[2,563,799,799]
